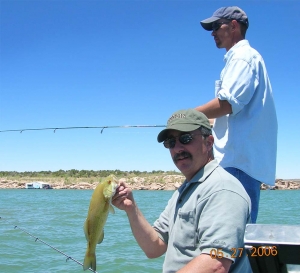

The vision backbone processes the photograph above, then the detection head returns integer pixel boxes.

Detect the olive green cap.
[157,109,211,142]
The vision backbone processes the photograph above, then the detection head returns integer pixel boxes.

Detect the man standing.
[113,109,252,273]
[196,6,277,223]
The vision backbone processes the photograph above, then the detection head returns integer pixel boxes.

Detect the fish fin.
[83,219,89,241]
[109,204,115,214]
[83,250,96,271]
[98,230,104,244]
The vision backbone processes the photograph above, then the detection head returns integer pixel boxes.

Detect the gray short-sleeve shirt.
[153,159,252,273]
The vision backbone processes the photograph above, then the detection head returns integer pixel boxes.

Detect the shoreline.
[1,177,300,190]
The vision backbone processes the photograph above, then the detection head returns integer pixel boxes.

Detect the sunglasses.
[211,21,231,31]
[163,133,203,149]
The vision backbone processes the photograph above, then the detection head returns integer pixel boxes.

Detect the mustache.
[173,151,192,163]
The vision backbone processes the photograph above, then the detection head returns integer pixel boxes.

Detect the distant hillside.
[0,171,299,190]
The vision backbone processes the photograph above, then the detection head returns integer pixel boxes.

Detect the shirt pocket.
[173,209,196,249]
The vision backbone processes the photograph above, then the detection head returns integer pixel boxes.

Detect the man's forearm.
[195,98,232,118]
[176,254,231,273]
[126,204,167,259]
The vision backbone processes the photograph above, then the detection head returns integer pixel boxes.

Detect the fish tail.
[83,250,96,271]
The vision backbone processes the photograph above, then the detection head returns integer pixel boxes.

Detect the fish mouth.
[103,180,118,199]
[111,183,118,195]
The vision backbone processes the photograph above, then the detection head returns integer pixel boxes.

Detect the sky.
[0,0,299,179]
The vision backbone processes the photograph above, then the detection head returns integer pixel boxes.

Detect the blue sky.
[0,0,299,179]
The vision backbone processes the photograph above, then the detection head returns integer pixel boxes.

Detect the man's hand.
[112,181,135,212]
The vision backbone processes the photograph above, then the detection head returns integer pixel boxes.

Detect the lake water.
[0,189,299,273]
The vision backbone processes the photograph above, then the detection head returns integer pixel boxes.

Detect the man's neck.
[226,37,244,52]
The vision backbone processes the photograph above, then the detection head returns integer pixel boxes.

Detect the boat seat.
[244,224,300,273]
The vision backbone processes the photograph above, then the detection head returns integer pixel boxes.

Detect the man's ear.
[206,135,214,149]
[231,20,238,31]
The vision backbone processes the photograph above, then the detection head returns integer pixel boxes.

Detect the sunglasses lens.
[212,23,220,31]
[163,138,175,149]
[163,133,194,148]
[179,134,193,144]
[212,21,231,31]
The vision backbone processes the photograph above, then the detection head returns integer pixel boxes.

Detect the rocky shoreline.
[0,176,300,190]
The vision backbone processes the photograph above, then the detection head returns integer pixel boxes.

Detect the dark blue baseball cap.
[200,6,249,31]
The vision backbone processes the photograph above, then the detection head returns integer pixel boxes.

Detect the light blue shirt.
[214,40,277,185]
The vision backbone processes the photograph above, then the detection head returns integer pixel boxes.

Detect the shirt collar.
[224,39,249,62]
[179,159,219,192]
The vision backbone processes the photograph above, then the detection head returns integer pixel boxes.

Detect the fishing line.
[0,125,166,134]
[0,216,98,273]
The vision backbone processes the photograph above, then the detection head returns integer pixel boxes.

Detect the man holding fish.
[112,109,252,273]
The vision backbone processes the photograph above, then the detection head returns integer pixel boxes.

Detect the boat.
[244,224,300,273]
[25,181,52,189]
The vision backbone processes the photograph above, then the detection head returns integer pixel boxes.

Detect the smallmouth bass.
[83,175,118,271]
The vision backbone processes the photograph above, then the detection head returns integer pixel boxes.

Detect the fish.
[83,174,118,271]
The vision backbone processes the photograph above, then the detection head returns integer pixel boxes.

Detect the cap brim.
[200,16,220,31]
[157,129,170,143]
[157,124,201,143]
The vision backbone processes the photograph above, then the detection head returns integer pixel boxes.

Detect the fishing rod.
[0,216,98,273]
[0,125,166,134]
